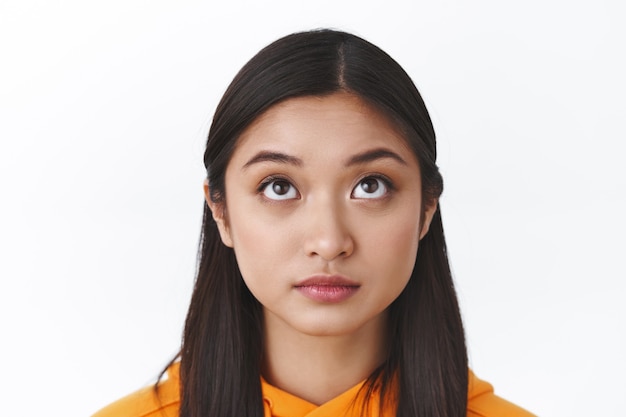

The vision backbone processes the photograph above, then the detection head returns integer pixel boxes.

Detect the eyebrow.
[242,151,303,169]
[242,147,407,170]
[345,148,407,166]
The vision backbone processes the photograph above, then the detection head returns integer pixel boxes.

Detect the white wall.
[1,1,624,416]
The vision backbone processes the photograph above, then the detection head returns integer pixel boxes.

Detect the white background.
[1,1,624,416]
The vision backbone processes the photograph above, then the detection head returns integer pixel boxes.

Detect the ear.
[203,179,234,248]
[419,198,439,240]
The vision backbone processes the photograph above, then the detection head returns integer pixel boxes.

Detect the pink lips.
[294,275,360,303]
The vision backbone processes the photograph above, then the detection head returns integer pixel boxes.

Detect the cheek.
[365,211,421,280]
[378,222,420,267]
[226,206,297,287]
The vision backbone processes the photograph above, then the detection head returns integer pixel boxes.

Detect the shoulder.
[92,364,181,417]
[467,370,536,417]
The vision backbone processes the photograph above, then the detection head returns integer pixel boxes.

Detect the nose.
[302,197,354,261]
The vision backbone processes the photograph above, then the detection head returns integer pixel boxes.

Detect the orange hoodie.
[92,363,535,417]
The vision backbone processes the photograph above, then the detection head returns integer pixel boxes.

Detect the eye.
[260,178,299,200]
[352,176,390,199]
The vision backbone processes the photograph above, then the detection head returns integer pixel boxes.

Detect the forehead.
[232,92,415,162]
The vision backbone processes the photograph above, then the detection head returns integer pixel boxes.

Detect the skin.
[205,92,437,405]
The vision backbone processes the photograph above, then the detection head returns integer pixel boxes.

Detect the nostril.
[305,239,353,261]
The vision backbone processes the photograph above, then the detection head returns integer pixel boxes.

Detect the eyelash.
[257,175,298,197]
[256,174,395,200]
[353,174,395,198]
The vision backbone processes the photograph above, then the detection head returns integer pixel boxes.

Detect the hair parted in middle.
[177,29,468,417]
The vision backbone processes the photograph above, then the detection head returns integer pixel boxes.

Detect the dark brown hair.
[177,29,467,417]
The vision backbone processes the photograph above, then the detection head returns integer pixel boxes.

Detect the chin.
[289,314,385,338]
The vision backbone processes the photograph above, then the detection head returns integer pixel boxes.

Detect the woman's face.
[206,92,436,338]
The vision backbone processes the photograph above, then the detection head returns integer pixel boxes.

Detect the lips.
[294,275,360,303]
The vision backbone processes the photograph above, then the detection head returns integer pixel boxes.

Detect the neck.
[261,309,388,406]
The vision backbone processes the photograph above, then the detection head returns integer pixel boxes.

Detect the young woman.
[94,29,535,417]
